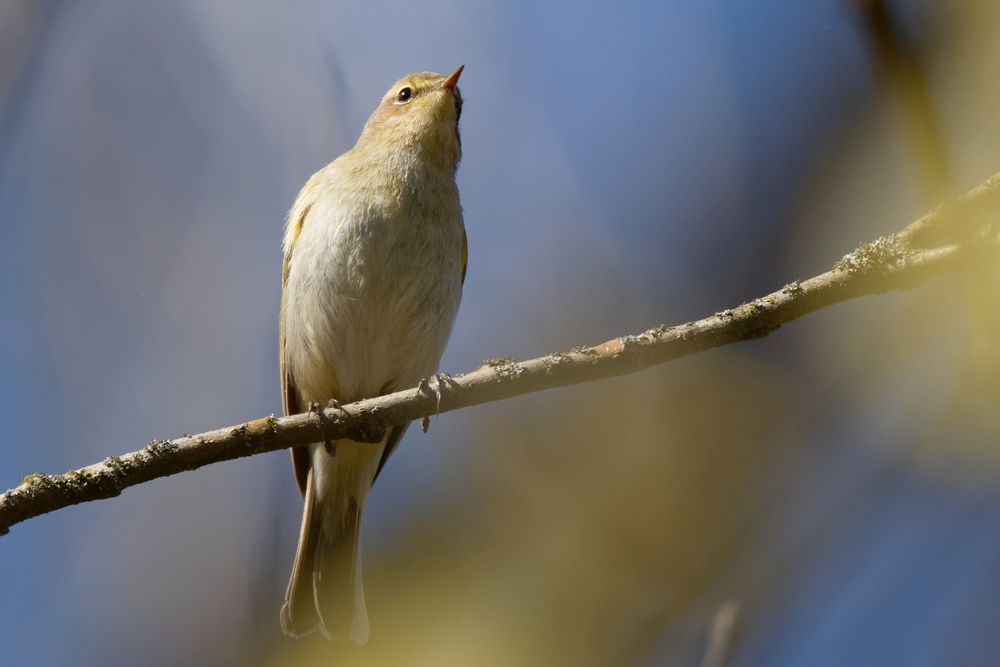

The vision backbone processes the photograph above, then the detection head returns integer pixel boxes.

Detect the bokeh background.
[2,1,999,665]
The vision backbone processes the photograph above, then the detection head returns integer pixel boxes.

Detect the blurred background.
[2,1,999,665]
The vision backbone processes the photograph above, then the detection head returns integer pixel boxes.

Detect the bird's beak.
[440,65,464,91]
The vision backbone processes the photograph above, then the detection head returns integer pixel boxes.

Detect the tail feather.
[281,441,378,644]
[314,494,367,643]
[280,468,321,637]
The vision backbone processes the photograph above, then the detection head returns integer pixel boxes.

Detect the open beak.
[440,65,464,91]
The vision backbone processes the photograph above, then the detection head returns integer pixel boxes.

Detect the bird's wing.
[461,226,468,284]
[281,175,323,498]
[372,423,410,485]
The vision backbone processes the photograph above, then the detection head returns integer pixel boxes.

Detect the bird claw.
[419,373,454,412]
[311,401,336,456]
[417,373,455,432]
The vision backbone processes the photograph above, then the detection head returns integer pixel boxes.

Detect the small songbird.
[278,66,467,642]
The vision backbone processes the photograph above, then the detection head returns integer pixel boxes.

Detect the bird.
[278,66,467,643]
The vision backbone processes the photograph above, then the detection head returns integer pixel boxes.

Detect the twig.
[1,172,999,536]
[701,600,741,667]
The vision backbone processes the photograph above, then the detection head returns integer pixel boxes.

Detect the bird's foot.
[418,373,455,432]
[417,373,456,433]
[310,401,336,456]
[324,399,341,454]
[419,373,455,411]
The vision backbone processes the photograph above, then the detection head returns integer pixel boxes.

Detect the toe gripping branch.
[417,373,456,433]
[310,400,342,456]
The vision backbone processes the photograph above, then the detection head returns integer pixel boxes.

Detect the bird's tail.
[281,441,376,644]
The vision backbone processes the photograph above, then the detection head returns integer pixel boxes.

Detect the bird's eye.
[394,87,413,104]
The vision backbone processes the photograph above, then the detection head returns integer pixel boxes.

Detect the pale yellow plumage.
[278,66,467,642]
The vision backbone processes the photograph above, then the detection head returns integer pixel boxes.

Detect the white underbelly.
[284,209,463,404]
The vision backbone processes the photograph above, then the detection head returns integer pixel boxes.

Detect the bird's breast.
[283,177,464,404]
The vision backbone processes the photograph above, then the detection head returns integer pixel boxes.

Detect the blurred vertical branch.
[854,0,1000,416]
[0,1,54,157]
[854,0,953,205]
[701,601,741,667]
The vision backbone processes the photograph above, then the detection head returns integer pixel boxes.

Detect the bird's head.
[357,66,464,172]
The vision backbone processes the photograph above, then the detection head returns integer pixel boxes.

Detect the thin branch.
[701,600,741,667]
[2,172,999,536]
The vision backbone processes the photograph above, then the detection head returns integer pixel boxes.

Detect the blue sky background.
[2,1,1000,665]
